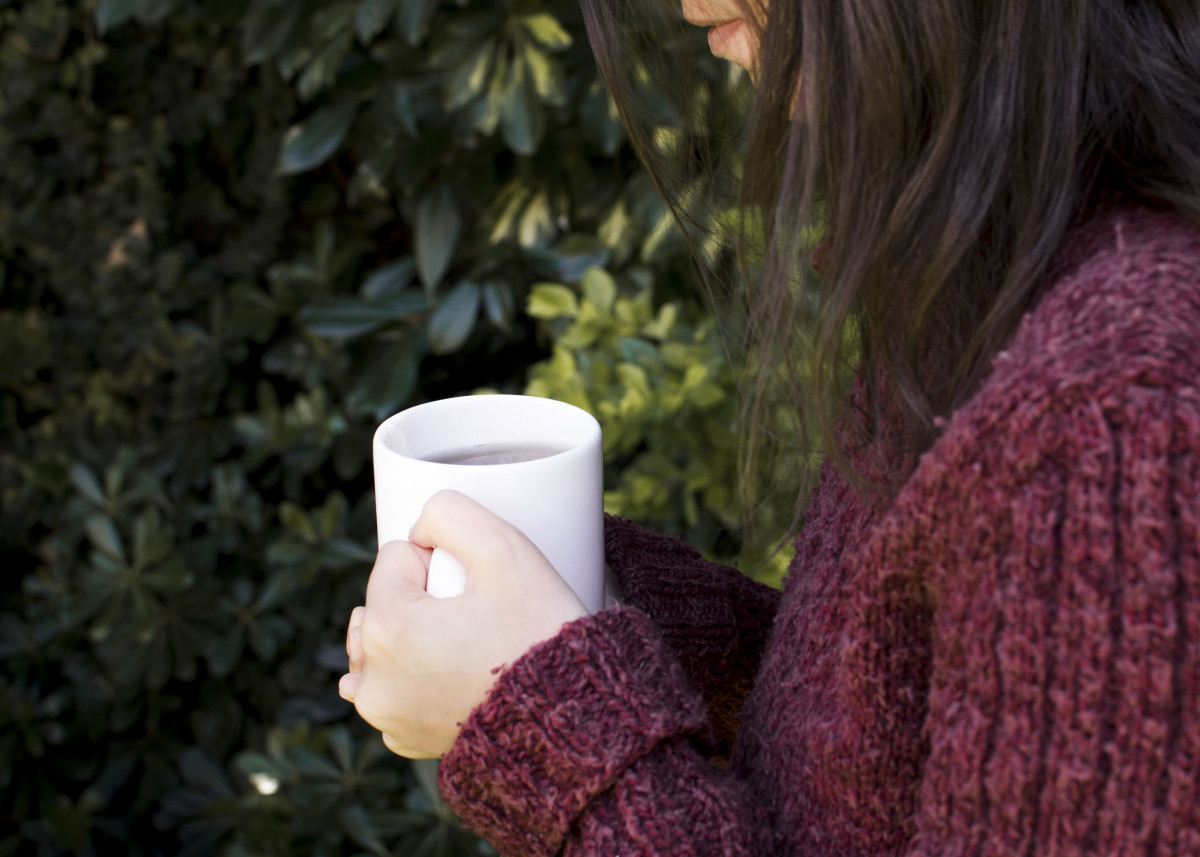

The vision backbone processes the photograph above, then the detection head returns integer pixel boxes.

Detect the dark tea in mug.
[421,442,570,466]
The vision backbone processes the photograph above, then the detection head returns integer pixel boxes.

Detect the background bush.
[0,0,802,854]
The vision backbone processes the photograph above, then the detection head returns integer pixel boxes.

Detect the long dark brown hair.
[582,0,1200,502]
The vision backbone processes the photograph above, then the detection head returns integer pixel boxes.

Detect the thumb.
[365,539,432,608]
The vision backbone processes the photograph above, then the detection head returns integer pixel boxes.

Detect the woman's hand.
[339,490,589,758]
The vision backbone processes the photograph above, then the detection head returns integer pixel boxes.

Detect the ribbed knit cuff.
[437,606,713,857]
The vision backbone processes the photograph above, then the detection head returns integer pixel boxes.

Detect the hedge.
[0,0,802,854]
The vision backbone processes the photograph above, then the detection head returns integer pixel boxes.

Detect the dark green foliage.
[0,0,770,854]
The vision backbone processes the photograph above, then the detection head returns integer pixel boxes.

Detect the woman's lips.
[706,18,745,54]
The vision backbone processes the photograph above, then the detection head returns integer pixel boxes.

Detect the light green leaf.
[581,267,617,313]
[278,102,357,175]
[523,46,567,107]
[470,49,507,134]
[527,283,579,319]
[414,185,461,293]
[642,302,678,339]
[428,281,481,355]
[520,13,572,50]
[96,0,140,34]
[517,191,554,248]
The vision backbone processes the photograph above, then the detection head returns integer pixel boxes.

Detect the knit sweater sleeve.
[603,515,782,750]
[436,606,773,856]
[892,377,1200,856]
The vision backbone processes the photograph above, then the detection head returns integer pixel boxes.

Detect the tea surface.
[421,442,569,465]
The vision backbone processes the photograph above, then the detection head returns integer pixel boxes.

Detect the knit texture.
[438,204,1200,856]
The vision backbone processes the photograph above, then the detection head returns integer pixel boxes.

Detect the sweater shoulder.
[998,205,1200,392]
[879,206,1200,559]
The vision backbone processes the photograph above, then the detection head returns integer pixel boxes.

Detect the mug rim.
[373,394,601,466]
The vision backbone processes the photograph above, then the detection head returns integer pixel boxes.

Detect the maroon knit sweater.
[437,204,1200,856]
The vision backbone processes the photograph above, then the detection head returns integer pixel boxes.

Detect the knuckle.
[358,612,389,655]
[424,488,461,516]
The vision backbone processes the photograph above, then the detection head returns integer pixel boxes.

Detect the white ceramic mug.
[372,395,605,613]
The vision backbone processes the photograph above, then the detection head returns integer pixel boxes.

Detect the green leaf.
[181,748,235,798]
[620,337,664,368]
[520,13,572,50]
[132,587,158,643]
[360,258,415,299]
[530,234,612,282]
[136,0,182,26]
[85,516,125,561]
[288,746,342,779]
[411,758,448,815]
[580,78,623,156]
[314,219,336,284]
[70,463,107,507]
[527,283,578,319]
[279,502,317,542]
[339,804,392,857]
[320,538,378,566]
[445,39,496,111]
[132,509,172,570]
[240,2,306,64]
[235,751,292,783]
[247,620,279,660]
[96,0,141,34]
[356,0,400,41]
[502,69,544,156]
[297,31,353,101]
[313,3,357,40]
[328,726,354,771]
[298,291,427,339]
[414,185,461,293]
[346,339,420,418]
[207,626,245,677]
[428,281,481,355]
[278,102,358,175]
[396,0,438,45]
[89,598,125,643]
[482,282,515,332]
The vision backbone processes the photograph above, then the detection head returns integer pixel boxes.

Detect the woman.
[340,0,1200,854]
